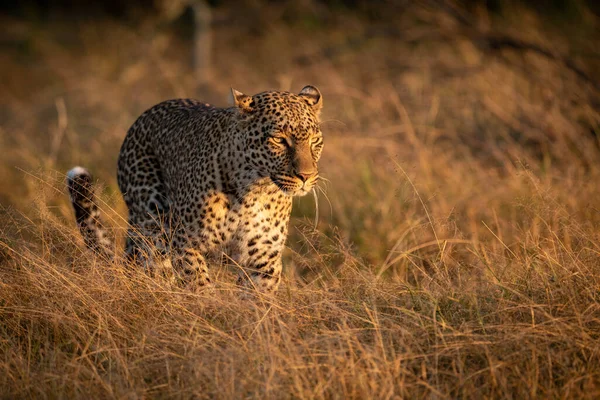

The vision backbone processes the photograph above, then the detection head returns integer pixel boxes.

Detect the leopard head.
[232,86,323,197]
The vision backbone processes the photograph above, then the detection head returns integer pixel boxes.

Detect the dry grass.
[1,2,600,398]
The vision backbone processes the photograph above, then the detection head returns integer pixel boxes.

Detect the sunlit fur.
[67,86,324,293]
[237,90,324,197]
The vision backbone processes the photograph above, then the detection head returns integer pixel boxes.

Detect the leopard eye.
[270,137,287,146]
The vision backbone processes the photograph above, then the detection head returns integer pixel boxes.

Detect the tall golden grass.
[1,3,600,398]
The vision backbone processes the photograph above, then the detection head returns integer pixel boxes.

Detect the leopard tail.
[66,166,114,258]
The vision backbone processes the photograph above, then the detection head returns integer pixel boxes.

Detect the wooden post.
[191,0,212,85]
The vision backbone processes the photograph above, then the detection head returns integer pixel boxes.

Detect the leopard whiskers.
[312,188,319,229]
[315,182,333,218]
[317,176,331,185]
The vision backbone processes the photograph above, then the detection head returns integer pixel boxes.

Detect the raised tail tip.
[67,166,91,181]
[67,166,94,202]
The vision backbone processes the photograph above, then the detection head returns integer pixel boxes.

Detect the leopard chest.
[190,190,292,257]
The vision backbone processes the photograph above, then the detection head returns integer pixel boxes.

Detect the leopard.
[67,86,323,293]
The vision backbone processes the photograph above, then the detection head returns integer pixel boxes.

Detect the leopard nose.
[295,171,315,182]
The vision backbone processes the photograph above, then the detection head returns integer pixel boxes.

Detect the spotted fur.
[67,86,324,292]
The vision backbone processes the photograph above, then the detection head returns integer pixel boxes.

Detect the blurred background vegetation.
[1,0,598,267]
[1,1,600,398]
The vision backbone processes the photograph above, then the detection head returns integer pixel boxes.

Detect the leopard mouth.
[272,175,316,196]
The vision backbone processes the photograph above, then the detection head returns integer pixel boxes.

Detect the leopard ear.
[298,85,322,115]
[230,88,254,112]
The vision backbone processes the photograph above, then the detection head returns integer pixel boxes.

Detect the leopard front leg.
[171,229,212,290]
[250,254,283,292]
[236,239,284,292]
[235,201,290,293]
